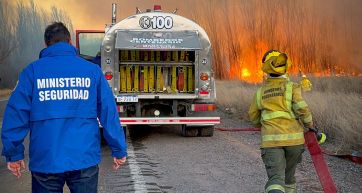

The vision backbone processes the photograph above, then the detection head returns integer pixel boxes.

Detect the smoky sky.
[43,0,362,71]
[12,1,362,47]
[13,0,189,29]
[5,0,362,75]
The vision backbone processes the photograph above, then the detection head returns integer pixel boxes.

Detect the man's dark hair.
[44,22,71,46]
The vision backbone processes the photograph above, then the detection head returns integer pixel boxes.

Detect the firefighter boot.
[285,184,296,193]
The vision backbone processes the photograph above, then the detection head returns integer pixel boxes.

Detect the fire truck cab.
[76,4,219,137]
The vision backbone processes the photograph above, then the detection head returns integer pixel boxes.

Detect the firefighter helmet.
[261,50,290,75]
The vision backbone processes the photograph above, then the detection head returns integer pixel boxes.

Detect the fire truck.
[76,4,219,136]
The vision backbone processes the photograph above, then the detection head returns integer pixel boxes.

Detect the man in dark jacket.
[1,22,127,193]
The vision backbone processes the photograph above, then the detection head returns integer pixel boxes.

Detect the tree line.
[0,0,73,88]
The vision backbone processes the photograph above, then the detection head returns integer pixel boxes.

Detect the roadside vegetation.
[216,77,362,152]
[0,89,11,99]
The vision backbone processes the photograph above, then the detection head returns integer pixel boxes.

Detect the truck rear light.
[154,5,162,11]
[105,71,113,80]
[199,90,209,96]
[191,104,216,112]
[200,72,209,81]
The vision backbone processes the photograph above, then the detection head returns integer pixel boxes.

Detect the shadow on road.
[128,125,182,141]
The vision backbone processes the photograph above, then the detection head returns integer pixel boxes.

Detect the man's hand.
[7,160,25,178]
[113,157,126,170]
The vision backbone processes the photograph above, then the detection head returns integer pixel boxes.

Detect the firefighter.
[1,22,127,193]
[300,74,312,92]
[249,50,314,193]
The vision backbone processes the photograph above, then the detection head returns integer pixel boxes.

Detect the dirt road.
[116,113,361,193]
[0,112,361,192]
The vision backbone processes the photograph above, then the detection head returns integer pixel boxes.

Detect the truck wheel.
[199,126,214,137]
[122,126,128,142]
[181,125,198,137]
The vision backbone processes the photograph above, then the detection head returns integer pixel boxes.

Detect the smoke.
[1,0,361,87]
[0,0,73,88]
[67,0,362,79]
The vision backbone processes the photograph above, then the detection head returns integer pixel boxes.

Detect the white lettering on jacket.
[37,77,91,102]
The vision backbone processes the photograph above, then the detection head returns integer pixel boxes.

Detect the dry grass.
[216,80,256,121]
[307,76,362,94]
[304,91,362,151]
[0,88,11,98]
[216,77,362,152]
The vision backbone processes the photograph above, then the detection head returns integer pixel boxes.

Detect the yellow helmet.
[261,50,291,75]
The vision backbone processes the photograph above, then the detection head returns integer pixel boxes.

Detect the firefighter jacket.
[1,42,127,173]
[248,77,313,148]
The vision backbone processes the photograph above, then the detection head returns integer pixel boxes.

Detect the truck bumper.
[120,117,220,126]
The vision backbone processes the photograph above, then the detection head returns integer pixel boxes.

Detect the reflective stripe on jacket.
[248,77,313,148]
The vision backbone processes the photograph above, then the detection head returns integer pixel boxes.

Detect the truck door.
[75,30,105,65]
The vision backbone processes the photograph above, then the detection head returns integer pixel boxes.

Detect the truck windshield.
[78,33,104,57]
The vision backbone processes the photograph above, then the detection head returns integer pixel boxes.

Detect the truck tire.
[122,126,128,142]
[199,126,214,137]
[181,125,198,137]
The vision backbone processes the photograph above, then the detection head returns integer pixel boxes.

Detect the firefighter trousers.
[261,144,304,193]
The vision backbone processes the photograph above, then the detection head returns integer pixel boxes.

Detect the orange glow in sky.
[6,0,362,82]
[10,0,187,30]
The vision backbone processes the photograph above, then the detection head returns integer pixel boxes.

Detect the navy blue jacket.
[1,42,127,173]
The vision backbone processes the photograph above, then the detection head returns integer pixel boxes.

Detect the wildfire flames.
[179,0,362,83]
[227,39,362,84]
[4,0,362,85]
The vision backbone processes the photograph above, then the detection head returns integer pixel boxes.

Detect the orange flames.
[229,41,269,83]
[229,54,362,84]
[30,0,362,83]
[188,0,362,83]
[226,39,362,83]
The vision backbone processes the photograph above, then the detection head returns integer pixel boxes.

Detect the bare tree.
[0,1,15,65]
[1,0,74,87]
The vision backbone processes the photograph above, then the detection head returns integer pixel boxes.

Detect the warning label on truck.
[130,38,183,44]
[115,30,201,50]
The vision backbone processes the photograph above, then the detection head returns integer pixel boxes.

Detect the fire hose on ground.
[215,127,362,193]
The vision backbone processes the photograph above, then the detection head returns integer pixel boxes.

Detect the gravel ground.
[126,111,362,193]
[220,112,362,193]
[0,111,361,193]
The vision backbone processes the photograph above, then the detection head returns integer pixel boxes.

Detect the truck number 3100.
[139,16,173,29]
